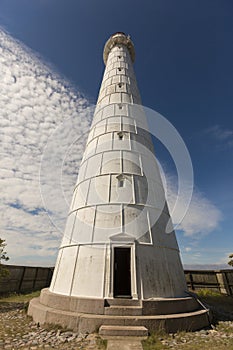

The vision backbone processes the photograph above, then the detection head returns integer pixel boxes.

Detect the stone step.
[80,308,210,334]
[104,305,142,316]
[99,325,148,337]
[141,297,200,315]
[105,298,141,307]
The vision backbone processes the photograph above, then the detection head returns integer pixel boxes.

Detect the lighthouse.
[29,33,210,334]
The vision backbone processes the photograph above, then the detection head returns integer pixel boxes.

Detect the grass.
[196,289,223,297]
[142,331,167,350]
[0,290,41,313]
[0,290,40,303]
[96,335,108,349]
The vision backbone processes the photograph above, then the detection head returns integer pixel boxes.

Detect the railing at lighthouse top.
[103,32,135,65]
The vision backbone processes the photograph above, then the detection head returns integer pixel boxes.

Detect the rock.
[181,338,187,343]
[67,336,76,342]
[31,340,38,345]
[61,331,73,337]
[76,336,83,342]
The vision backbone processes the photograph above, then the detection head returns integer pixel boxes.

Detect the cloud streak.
[205,125,233,149]
[0,28,92,265]
[164,172,222,237]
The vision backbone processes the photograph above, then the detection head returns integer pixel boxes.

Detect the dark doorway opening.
[114,247,131,298]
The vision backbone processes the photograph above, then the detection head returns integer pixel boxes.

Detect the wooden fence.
[0,265,54,295]
[184,269,233,295]
[0,265,233,296]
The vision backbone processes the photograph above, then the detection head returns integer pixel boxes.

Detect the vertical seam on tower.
[93,134,99,153]
[111,131,114,150]
[129,131,132,151]
[50,248,63,291]
[108,174,112,203]
[94,135,99,154]
[70,189,77,212]
[91,205,97,244]
[104,118,108,134]
[83,158,88,181]
[69,211,78,245]
[134,119,137,134]
[69,245,80,296]
[120,150,123,173]
[85,178,91,206]
[102,243,108,298]
[146,209,153,245]
[132,174,136,204]
[99,152,104,175]
[139,154,143,176]
[121,203,124,233]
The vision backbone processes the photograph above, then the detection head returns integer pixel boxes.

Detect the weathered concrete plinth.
[28,288,210,335]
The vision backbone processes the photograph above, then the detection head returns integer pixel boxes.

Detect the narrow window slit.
[117,131,124,140]
[117,174,125,188]
[119,179,124,187]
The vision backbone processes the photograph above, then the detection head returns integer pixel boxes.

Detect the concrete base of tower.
[28,288,211,334]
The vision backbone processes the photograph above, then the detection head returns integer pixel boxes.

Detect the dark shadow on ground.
[0,302,26,313]
[197,293,233,324]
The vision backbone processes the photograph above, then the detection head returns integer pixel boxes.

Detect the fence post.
[221,271,231,296]
[33,267,39,290]
[189,272,194,290]
[18,266,26,293]
[216,271,229,295]
[46,268,53,287]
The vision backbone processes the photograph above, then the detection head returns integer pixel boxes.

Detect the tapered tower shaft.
[29,33,210,334]
[49,32,186,299]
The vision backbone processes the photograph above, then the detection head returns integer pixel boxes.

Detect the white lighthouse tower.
[29,33,210,334]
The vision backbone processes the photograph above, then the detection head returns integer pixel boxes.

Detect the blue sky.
[0,0,232,267]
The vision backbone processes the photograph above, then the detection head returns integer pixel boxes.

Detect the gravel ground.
[155,323,233,349]
[0,301,104,350]
[1,293,233,350]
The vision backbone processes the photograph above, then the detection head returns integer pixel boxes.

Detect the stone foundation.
[28,288,211,334]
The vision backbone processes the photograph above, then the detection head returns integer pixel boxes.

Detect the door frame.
[108,242,138,299]
[113,247,131,297]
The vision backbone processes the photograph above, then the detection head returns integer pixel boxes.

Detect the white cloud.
[0,28,92,265]
[205,125,233,148]
[184,247,192,252]
[164,172,222,237]
[177,192,222,236]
